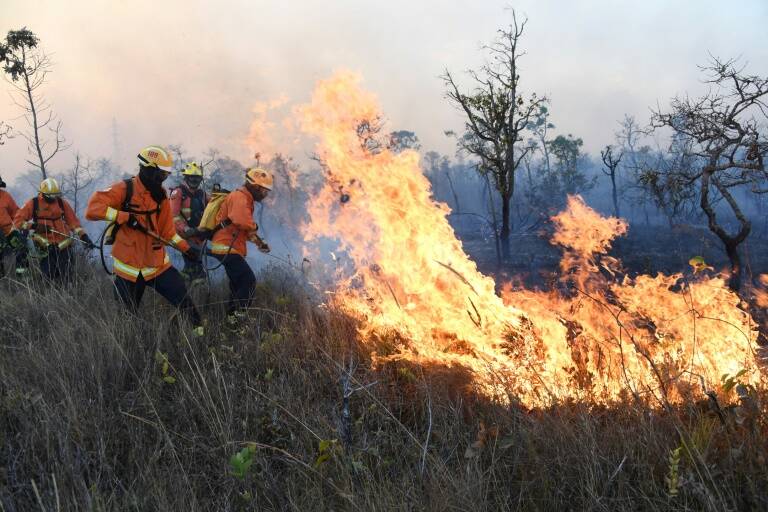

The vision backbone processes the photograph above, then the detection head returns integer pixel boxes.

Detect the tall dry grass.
[0,254,766,511]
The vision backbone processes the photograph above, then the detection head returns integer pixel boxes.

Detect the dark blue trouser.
[212,253,256,313]
[113,267,201,326]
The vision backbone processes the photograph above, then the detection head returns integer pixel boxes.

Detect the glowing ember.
[296,71,759,406]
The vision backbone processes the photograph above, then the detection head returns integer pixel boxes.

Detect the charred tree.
[443,10,546,260]
[652,57,768,291]
[600,145,623,217]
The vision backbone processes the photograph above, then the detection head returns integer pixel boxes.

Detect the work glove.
[256,239,270,254]
[185,245,202,262]
[80,233,96,250]
[7,230,25,250]
[182,226,196,239]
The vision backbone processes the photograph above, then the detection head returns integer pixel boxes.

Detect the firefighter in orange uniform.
[209,168,272,322]
[11,178,93,281]
[169,162,208,281]
[86,145,203,333]
[0,175,23,277]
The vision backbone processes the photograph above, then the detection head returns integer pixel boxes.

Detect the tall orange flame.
[296,71,759,406]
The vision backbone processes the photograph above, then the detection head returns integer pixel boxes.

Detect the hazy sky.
[1,0,766,180]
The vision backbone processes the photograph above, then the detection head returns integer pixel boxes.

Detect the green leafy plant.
[314,439,340,468]
[154,351,176,384]
[230,443,257,480]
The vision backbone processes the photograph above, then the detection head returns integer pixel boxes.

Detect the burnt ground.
[460,222,768,288]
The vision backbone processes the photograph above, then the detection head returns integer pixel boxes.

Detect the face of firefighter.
[43,194,58,203]
[139,165,170,186]
[246,183,269,202]
[185,176,203,190]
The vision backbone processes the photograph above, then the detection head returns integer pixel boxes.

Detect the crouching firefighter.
[207,168,272,323]
[170,162,208,282]
[86,145,204,334]
[11,178,94,281]
[0,175,26,277]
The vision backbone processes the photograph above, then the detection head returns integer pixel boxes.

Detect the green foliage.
[230,443,257,480]
[721,369,748,394]
[0,28,39,81]
[155,351,176,385]
[314,439,340,468]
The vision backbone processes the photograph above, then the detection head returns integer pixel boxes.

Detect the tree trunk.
[483,174,502,269]
[610,173,620,218]
[22,49,47,179]
[444,170,461,214]
[501,193,511,260]
[700,167,751,292]
[725,242,742,291]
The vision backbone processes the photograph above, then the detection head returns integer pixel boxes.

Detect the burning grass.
[0,263,767,511]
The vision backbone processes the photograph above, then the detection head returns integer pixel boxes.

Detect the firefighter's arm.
[159,201,190,253]
[5,195,19,219]
[247,226,270,253]
[62,200,85,236]
[169,188,190,234]
[228,192,257,231]
[86,182,131,224]
[12,200,34,231]
[0,200,16,234]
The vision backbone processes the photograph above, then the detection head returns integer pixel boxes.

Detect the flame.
[295,71,760,406]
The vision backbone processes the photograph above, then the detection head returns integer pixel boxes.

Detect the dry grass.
[0,255,766,511]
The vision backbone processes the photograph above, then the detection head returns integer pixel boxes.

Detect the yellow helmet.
[182,162,203,177]
[137,145,173,172]
[245,168,273,191]
[39,177,61,197]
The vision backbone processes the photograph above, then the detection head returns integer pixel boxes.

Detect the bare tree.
[443,11,546,260]
[652,56,768,291]
[60,152,95,216]
[0,28,69,179]
[600,145,623,217]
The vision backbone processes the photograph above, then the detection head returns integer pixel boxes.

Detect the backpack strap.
[120,177,161,216]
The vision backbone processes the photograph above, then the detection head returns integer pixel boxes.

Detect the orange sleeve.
[6,194,19,217]
[169,188,188,233]
[13,199,34,230]
[160,199,190,252]
[228,192,256,232]
[86,182,131,224]
[62,200,83,233]
[0,194,19,234]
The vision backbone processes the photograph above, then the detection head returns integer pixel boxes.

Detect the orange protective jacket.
[0,189,19,236]
[169,183,208,241]
[210,187,257,257]
[14,195,85,249]
[86,177,190,281]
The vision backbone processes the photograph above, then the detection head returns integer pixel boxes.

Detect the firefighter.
[0,175,23,277]
[170,162,208,282]
[209,167,272,322]
[11,178,94,281]
[86,145,204,333]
